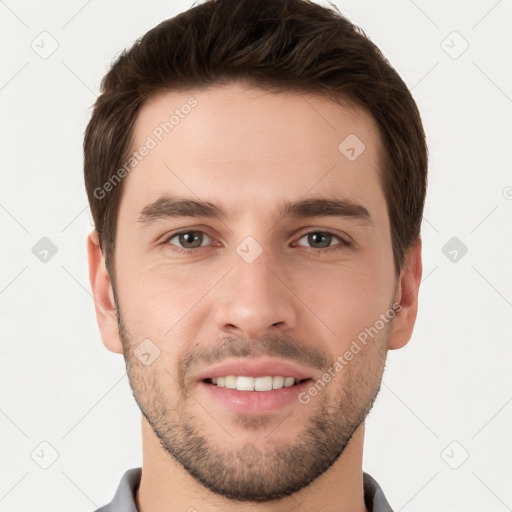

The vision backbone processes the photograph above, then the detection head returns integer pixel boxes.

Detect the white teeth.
[209,376,301,391]
[236,376,255,391]
[255,376,273,391]
[272,376,284,389]
[284,377,295,388]
[225,375,237,389]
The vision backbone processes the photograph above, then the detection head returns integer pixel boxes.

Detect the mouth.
[194,358,316,413]
[204,375,311,391]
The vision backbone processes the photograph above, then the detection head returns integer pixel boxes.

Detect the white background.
[1,1,511,511]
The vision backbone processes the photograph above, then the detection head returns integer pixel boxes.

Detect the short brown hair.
[84,0,427,277]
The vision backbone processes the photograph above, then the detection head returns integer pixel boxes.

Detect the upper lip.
[195,358,315,381]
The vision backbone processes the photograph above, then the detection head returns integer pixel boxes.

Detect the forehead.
[120,82,385,221]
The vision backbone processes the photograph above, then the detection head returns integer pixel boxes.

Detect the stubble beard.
[118,314,388,502]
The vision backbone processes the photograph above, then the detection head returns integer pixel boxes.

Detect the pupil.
[180,232,201,248]
[309,232,330,248]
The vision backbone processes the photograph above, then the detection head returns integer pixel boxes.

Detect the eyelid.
[294,229,351,248]
[159,224,216,241]
[164,229,213,248]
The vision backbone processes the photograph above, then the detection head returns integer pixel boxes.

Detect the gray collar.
[94,468,394,512]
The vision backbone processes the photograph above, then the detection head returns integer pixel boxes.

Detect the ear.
[87,230,123,354]
[388,238,423,350]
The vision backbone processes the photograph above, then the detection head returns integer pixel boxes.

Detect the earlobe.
[87,230,123,354]
[388,238,423,350]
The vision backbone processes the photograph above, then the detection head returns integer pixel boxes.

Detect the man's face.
[110,82,401,500]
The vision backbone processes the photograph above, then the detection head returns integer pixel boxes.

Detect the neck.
[136,416,368,512]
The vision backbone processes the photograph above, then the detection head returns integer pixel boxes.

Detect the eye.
[162,229,349,255]
[166,230,212,251]
[295,231,349,250]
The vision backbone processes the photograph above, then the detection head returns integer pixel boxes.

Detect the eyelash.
[163,229,351,255]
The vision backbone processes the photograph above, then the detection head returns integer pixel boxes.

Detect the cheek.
[116,258,222,338]
[295,257,395,349]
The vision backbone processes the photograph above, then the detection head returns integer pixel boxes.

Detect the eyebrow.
[137,195,373,226]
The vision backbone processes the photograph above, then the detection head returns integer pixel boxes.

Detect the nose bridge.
[213,237,298,338]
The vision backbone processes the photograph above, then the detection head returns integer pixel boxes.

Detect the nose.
[212,246,299,340]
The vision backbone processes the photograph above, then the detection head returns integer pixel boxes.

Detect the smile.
[206,375,308,391]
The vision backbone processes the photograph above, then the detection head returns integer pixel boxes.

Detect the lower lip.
[198,380,312,414]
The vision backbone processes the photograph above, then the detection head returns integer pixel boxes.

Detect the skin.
[88,81,422,512]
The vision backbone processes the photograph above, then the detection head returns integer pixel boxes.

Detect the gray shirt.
[93,468,394,512]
